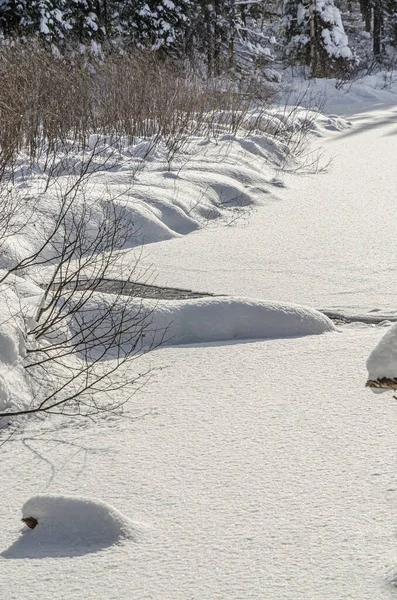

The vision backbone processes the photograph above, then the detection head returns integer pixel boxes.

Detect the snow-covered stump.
[2,495,140,559]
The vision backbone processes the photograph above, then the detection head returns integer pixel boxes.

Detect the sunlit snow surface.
[1,80,397,600]
[131,100,397,317]
[1,329,397,599]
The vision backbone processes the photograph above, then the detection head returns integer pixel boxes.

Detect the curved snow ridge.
[153,297,336,345]
[2,495,141,559]
[75,295,336,349]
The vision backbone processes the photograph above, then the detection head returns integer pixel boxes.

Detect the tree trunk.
[359,0,372,32]
[373,0,383,56]
[309,0,322,77]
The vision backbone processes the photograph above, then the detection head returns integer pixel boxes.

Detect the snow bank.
[0,289,335,419]
[366,323,397,391]
[0,280,36,423]
[153,297,336,344]
[0,125,289,271]
[2,495,138,559]
[1,101,338,275]
[152,297,336,344]
[74,294,336,350]
[280,71,397,116]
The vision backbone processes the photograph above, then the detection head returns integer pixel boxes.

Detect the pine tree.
[0,0,26,36]
[0,0,70,40]
[24,0,68,39]
[114,0,191,52]
[233,1,276,72]
[0,0,104,44]
[283,0,353,77]
[383,0,397,49]
[64,0,103,43]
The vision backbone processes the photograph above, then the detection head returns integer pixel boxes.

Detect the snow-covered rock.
[367,322,397,390]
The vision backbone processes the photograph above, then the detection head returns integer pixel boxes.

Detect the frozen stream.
[135,103,397,317]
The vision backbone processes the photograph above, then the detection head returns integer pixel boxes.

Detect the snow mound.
[2,495,139,559]
[0,285,31,420]
[75,295,336,350]
[0,126,288,269]
[153,297,336,345]
[366,323,397,392]
[316,113,351,132]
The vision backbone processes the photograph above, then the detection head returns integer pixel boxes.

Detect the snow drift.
[0,107,350,273]
[74,294,336,349]
[0,287,335,421]
[2,495,138,559]
[149,296,336,345]
[0,279,37,422]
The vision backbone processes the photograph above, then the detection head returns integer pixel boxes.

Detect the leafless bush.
[0,144,167,424]
[0,43,276,171]
[335,56,378,91]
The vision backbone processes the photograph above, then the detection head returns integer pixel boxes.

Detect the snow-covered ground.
[2,327,397,600]
[126,100,397,318]
[1,75,397,599]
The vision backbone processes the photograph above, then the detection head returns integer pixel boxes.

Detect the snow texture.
[2,495,138,559]
[130,94,397,318]
[0,327,395,600]
[0,281,34,420]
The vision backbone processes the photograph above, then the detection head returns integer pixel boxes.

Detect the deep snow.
[78,293,336,347]
[127,102,397,317]
[1,74,397,600]
[1,328,397,599]
[0,286,335,419]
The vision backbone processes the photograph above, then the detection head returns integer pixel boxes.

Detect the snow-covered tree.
[64,0,103,43]
[383,0,397,50]
[114,0,191,52]
[0,0,105,44]
[283,0,353,77]
[187,1,276,76]
[0,0,26,36]
[0,0,67,39]
[24,0,70,39]
[233,1,276,73]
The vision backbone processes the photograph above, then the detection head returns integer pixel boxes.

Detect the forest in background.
[0,1,396,80]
